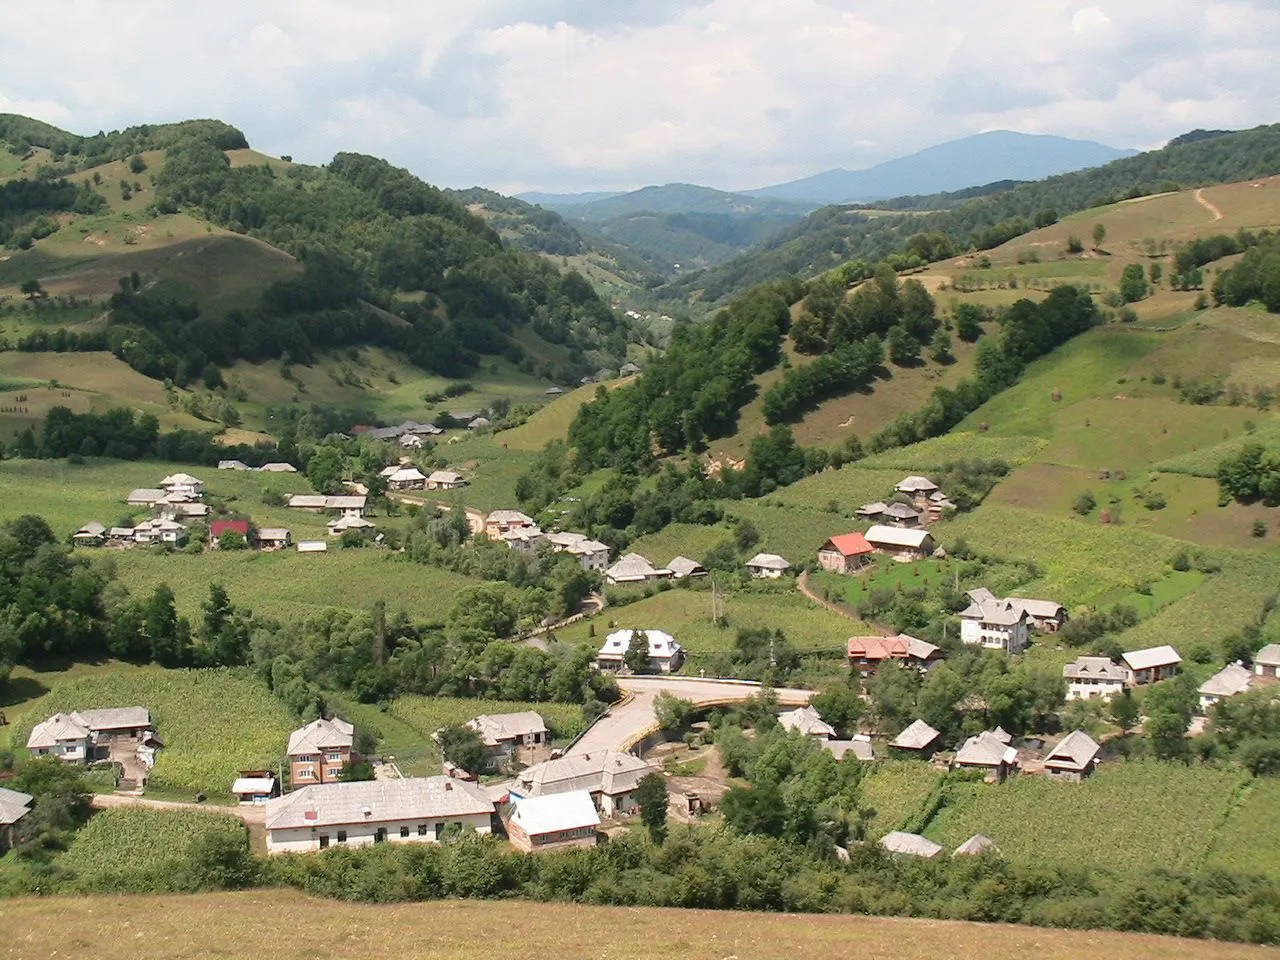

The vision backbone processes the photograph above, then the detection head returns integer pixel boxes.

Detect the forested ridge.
[0,116,630,385]
[664,123,1280,304]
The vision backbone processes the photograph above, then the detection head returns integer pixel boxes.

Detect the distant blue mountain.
[517,190,620,207]
[747,130,1138,204]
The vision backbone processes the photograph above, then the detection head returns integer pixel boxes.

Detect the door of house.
[434,822,445,840]
[319,834,329,849]
[374,828,387,843]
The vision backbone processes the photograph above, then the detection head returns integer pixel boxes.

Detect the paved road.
[567,676,816,757]
[92,792,265,824]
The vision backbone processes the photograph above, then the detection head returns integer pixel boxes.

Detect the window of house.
[417,824,428,836]
[297,768,314,779]
[327,752,343,761]
[400,827,410,838]
[327,768,342,778]
[337,831,347,843]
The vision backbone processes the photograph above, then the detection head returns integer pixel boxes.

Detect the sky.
[1,1,1276,194]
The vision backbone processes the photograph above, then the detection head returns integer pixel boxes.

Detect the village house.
[464,712,549,770]
[468,416,491,430]
[287,494,329,511]
[108,526,135,543]
[544,531,611,571]
[880,831,944,859]
[953,728,1018,782]
[847,634,942,676]
[484,509,537,540]
[1122,645,1182,686]
[132,517,188,546]
[400,434,424,450]
[259,462,297,473]
[880,502,923,527]
[160,473,204,498]
[604,553,672,585]
[160,497,209,520]
[1063,655,1129,701]
[0,787,34,855]
[232,771,281,805]
[1255,644,1280,678]
[328,515,377,537]
[856,501,888,521]
[288,717,355,785]
[778,705,836,739]
[545,385,566,396]
[73,521,107,547]
[619,362,642,376]
[667,556,708,579]
[506,790,600,853]
[958,589,1031,654]
[501,525,547,554]
[218,459,250,471]
[127,488,165,507]
[387,466,427,490]
[210,519,253,547]
[426,470,468,491]
[511,751,654,817]
[325,495,368,519]
[27,707,155,770]
[596,629,684,674]
[889,719,942,758]
[1043,730,1102,782]
[745,552,792,579]
[817,532,875,574]
[258,527,292,550]
[264,777,496,854]
[895,475,939,501]
[1198,663,1260,712]
[864,525,935,561]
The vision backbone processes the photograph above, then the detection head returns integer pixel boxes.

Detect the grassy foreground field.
[4,889,1270,960]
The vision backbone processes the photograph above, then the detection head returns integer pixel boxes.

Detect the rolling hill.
[660,123,1280,305]
[749,130,1137,204]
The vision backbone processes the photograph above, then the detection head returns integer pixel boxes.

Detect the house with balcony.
[288,717,356,786]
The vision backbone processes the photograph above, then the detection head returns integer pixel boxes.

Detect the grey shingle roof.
[77,707,151,731]
[0,787,33,826]
[955,730,1018,768]
[515,751,653,798]
[1064,656,1128,682]
[954,833,999,856]
[667,556,706,578]
[1044,730,1102,772]
[605,553,663,581]
[266,777,493,829]
[1198,663,1255,699]
[465,712,548,747]
[1121,645,1182,672]
[890,719,941,750]
[778,705,836,738]
[26,713,90,749]
[895,476,939,493]
[287,717,354,756]
[824,739,874,761]
[1255,644,1280,668]
[745,552,791,571]
[880,831,943,858]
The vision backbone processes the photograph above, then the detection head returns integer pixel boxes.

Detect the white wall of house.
[266,811,493,854]
[749,567,785,580]
[1066,678,1125,701]
[959,620,1028,654]
[32,739,89,763]
[598,790,637,818]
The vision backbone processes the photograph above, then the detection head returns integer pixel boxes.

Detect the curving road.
[567,676,816,757]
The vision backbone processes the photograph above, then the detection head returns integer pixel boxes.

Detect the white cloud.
[0,0,1274,192]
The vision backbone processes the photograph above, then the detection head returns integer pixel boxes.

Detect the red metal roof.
[211,520,251,538]
[825,532,874,557]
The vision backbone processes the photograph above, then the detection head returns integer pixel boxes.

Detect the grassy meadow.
[9,890,1269,960]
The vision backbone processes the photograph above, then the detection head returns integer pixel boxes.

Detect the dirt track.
[91,792,265,824]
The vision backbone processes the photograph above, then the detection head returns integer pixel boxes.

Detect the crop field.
[1,662,295,794]
[718,499,855,563]
[856,433,1048,471]
[321,695,437,774]
[58,808,249,892]
[942,506,1180,606]
[554,585,867,654]
[109,549,479,622]
[0,456,314,537]
[9,890,1269,960]
[1115,551,1280,651]
[1207,778,1280,880]
[626,523,736,566]
[386,696,586,768]
[1156,417,1280,477]
[499,382,606,451]
[924,761,1248,872]
[763,466,905,513]
[859,760,944,838]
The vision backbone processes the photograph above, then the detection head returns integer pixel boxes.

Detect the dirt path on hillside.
[92,792,265,824]
[796,570,869,624]
[1195,188,1224,222]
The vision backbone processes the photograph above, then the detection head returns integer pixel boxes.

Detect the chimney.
[445,781,453,791]
[304,810,318,821]
[361,806,372,817]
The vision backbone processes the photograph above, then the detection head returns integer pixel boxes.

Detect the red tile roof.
[824,532,874,557]
[211,520,251,538]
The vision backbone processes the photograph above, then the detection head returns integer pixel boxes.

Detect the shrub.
[1073,491,1097,516]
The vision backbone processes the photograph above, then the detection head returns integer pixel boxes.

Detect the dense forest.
[663,123,1280,303]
